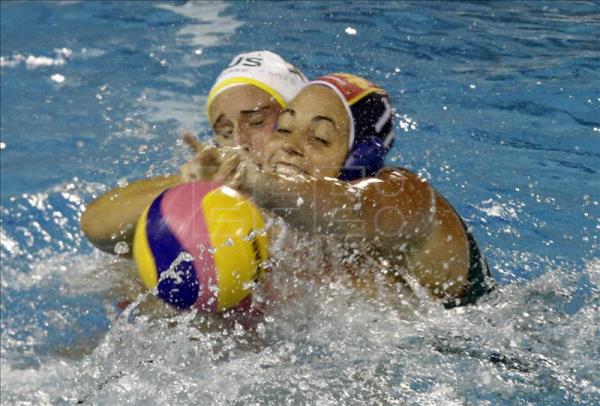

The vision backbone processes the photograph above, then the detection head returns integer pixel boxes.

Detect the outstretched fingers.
[182,132,203,153]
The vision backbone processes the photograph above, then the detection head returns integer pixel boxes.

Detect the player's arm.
[242,166,436,246]
[80,174,182,256]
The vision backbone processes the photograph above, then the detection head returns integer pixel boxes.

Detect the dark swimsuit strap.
[435,194,495,308]
[443,218,494,308]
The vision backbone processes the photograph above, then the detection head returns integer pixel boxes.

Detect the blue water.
[1,1,599,404]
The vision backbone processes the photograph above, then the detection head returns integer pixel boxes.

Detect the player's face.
[209,85,282,155]
[263,85,350,178]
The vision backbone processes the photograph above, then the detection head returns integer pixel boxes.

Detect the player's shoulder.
[376,166,424,184]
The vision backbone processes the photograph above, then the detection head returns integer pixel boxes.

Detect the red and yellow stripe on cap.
[314,73,386,106]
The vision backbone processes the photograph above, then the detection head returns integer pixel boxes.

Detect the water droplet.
[50,73,65,83]
[256,322,266,337]
[234,322,245,337]
[243,230,257,241]
[114,241,130,255]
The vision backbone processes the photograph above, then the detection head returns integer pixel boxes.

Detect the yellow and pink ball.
[133,181,269,312]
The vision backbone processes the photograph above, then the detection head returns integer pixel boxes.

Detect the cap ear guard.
[309,73,396,181]
[339,136,389,181]
[341,92,395,181]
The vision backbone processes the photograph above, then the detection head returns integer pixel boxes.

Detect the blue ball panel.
[146,192,199,309]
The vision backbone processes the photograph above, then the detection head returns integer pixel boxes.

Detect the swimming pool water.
[1,1,599,404]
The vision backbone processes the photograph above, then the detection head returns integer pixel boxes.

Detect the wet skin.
[81,85,282,256]
[209,85,282,158]
[263,85,349,178]
[221,84,473,300]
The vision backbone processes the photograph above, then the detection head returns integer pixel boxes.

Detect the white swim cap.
[207,51,307,111]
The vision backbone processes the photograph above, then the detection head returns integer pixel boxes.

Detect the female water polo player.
[192,73,494,307]
[81,51,307,255]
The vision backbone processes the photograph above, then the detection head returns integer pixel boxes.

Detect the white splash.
[0,48,72,69]
[478,198,521,219]
[397,113,418,132]
[50,73,65,83]
[158,251,195,285]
